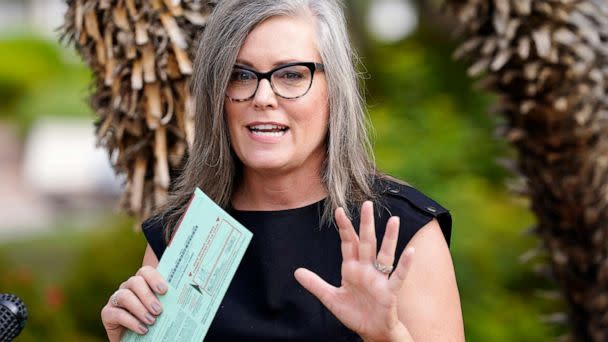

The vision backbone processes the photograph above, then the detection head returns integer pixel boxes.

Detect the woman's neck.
[231,163,327,211]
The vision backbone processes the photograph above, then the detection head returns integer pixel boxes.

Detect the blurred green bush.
[0,215,143,341]
[0,35,92,136]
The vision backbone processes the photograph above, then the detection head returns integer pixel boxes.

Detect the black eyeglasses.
[226,62,325,101]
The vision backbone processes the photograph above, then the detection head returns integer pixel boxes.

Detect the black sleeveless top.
[142,179,452,341]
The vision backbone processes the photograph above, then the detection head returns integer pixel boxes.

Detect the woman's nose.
[252,79,278,109]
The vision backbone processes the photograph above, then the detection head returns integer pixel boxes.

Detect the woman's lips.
[246,126,289,143]
[245,123,290,143]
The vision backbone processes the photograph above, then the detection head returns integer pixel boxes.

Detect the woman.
[101,0,464,341]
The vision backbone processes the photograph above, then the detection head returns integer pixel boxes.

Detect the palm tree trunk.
[61,0,215,226]
[444,0,608,340]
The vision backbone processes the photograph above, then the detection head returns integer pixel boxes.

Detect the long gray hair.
[156,0,378,241]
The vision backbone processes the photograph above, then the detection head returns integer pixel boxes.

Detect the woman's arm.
[142,244,160,267]
[397,219,464,341]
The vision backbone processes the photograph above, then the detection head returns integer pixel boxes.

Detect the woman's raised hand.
[294,201,415,342]
[101,266,168,341]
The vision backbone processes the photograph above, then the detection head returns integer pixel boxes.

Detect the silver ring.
[110,292,120,307]
[373,260,394,274]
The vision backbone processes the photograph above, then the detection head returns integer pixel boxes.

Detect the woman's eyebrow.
[271,59,300,67]
[235,59,254,67]
[234,58,304,69]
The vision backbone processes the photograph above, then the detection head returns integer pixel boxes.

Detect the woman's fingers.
[358,201,377,263]
[119,276,163,317]
[335,207,359,262]
[136,265,168,295]
[294,268,337,313]
[112,288,157,325]
[108,266,167,328]
[131,266,167,314]
[376,216,400,274]
[101,266,168,341]
[101,304,150,336]
[388,247,415,293]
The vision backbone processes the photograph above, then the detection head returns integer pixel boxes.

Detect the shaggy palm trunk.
[60,0,216,226]
[444,0,608,340]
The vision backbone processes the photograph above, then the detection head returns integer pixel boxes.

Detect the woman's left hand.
[294,201,415,342]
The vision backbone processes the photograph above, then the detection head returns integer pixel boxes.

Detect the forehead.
[236,15,321,68]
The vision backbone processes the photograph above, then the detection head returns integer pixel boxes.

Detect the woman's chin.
[241,156,290,173]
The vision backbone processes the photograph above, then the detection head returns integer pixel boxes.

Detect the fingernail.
[139,324,148,334]
[145,313,155,324]
[152,302,162,314]
[156,283,167,293]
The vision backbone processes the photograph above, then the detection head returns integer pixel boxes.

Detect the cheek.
[297,81,329,129]
[313,81,329,130]
[295,108,329,145]
[311,97,330,134]
[291,104,327,131]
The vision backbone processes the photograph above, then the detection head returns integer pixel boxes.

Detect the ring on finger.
[373,260,394,274]
[110,292,120,307]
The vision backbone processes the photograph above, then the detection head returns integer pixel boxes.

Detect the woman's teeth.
[248,124,288,137]
[252,130,285,137]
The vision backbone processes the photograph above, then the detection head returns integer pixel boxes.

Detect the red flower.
[45,285,64,309]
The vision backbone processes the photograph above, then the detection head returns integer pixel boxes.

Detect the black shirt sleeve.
[142,216,167,259]
[367,178,452,273]
[374,178,452,247]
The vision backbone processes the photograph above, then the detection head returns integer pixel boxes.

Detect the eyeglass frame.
[225,61,325,102]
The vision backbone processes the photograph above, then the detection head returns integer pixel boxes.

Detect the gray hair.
[157,0,378,240]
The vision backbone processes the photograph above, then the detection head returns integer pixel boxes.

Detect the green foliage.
[0,251,77,341]
[0,215,144,342]
[0,35,92,136]
[63,217,145,339]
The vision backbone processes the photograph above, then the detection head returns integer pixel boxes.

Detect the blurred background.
[0,0,564,340]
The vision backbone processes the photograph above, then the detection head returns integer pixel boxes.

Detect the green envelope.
[122,188,253,341]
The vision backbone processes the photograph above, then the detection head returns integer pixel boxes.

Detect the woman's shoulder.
[372,175,452,247]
